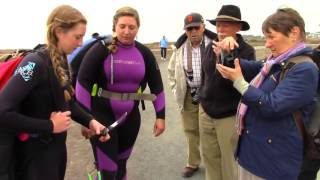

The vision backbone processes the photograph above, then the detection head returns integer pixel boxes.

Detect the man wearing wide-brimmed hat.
[207,5,251,40]
[198,4,256,180]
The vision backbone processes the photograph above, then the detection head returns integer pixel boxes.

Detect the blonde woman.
[77,7,166,180]
[0,5,108,180]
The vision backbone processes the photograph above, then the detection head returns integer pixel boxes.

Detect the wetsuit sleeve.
[69,100,93,128]
[0,53,53,133]
[76,42,107,111]
[141,45,166,119]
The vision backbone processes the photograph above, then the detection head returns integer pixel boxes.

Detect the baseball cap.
[184,13,204,29]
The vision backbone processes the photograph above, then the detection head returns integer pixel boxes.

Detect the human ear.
[290,26,300,41]
[55,27,65,39]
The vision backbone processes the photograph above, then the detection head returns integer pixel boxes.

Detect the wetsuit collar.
[117,41,135,48]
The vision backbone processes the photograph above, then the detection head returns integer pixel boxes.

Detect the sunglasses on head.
[186,26,200,31]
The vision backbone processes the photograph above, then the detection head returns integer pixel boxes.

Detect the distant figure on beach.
[160,35,168,61]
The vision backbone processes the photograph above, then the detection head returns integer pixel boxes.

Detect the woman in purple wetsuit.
[76,7,166,179]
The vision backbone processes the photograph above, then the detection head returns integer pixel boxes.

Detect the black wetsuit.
[76,41,165,180]
[0,50,93,180]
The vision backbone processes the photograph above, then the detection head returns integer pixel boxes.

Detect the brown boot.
[181,166,199,178]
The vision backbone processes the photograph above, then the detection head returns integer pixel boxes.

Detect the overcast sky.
[0,0,319,49]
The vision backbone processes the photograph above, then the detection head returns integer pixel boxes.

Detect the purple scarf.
[236,42,306,135]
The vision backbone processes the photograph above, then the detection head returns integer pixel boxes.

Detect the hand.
[89,119,110,142]
[216,58,243,81]
[80,126,95,139]
[213,37,239,52]
[212,40,222,57]
[50,111,71,133]
[153,118,165,137]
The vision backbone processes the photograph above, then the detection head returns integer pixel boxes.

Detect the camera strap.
[185,38,205,81]
[220,50,226,64]
[186,41,193,80]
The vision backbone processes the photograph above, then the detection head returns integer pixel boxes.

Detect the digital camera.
[222,49,239,68]
[190,87,200,105]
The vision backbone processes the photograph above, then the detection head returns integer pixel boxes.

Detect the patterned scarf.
[236,42,306,135]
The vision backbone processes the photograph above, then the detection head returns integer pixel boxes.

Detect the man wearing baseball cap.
[168,12,217,178]
[198,4,256,180]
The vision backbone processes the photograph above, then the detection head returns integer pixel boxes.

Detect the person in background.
[216,7,318,180]
[0,5,108,180]
[298,44,320,180]
[92,32,100,39]
[199,5,255,180]
[160,35,169,61]
[168,12,216,178]
[76,6,166,180]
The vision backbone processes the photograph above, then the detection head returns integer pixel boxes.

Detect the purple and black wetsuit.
[76,41,165,180]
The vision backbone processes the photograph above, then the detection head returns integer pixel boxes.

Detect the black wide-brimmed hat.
[207,5,250,31]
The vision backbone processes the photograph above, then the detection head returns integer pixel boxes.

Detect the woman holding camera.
[216,8,318,179]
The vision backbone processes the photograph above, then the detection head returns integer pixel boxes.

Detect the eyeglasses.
[186,26,200,31]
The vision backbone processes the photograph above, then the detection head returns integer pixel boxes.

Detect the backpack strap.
[279,56,314,134]
[293,111,307,140]
[279,55,315,81]
[279,56,315,151]
[293,108,320,158]
[100,35,113,46]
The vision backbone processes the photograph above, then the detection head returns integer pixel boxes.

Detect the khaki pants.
[238,165,265,180]
[181,89,201,168]
[199,105,238,180]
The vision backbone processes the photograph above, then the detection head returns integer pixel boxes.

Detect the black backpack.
[280,50,320,159]
[68,33,112,87]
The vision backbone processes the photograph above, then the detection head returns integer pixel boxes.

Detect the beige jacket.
[168,44,187,111]
[168,34,214,111]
